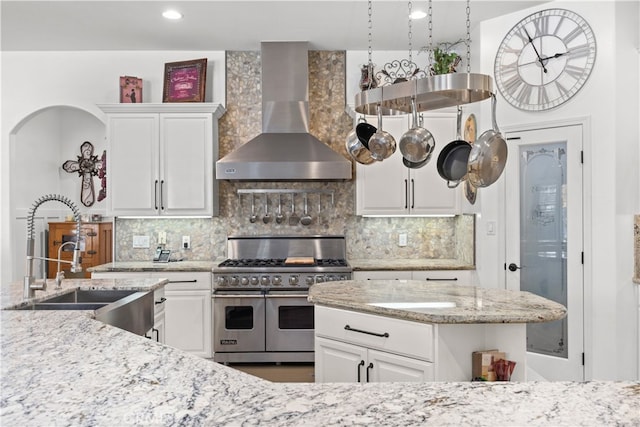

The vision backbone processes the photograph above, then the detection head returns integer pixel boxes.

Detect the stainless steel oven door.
[213,292,265,353]
[265,292,314,352]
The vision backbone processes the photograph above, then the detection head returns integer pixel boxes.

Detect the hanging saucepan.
[399,97,435,164]
[467,94,508,188]
[346,117,376,165]
[437,106,471,188]
[367,106,396,161]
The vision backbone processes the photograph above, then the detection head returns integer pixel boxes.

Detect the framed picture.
[162,58,207,102]
[119,76,143,103]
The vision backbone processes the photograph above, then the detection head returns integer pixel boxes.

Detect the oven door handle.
[265,294,309,299]
[212,294,264,299]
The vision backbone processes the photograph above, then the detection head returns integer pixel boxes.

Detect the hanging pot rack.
[354,72,493,115]
[355,0,493,116]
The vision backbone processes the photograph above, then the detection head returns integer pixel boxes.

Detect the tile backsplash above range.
[114,50,474,265]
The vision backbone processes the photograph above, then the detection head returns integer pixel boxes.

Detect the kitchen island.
[1,279,639,426]
[309,280,567,382]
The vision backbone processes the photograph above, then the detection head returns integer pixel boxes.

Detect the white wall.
[1,51,226,286]
[477,1,640,380]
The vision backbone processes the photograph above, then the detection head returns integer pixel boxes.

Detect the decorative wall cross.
[62,141,107,207]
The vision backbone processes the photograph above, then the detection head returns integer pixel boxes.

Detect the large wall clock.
[494,8,596,111]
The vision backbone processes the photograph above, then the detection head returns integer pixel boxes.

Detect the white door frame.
[501,116,592,380]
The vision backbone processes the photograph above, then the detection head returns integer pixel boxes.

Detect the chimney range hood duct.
[216,41,352,181]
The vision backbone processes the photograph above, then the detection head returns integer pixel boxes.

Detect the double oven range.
[212,235,352,363]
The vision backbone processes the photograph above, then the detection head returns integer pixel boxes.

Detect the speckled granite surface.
[1,310,638,426]
[1,280,638,425]
[349,258,474,271]
[88,261,219,273]
[308,280,566,324]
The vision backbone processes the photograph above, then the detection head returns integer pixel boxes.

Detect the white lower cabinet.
[315,337,433,383]
[353,269,475,285]
[91,270,212,358]
[153,272,212,359]
[314,305,434,383]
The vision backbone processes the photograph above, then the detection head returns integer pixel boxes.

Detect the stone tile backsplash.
[114,50,474,264]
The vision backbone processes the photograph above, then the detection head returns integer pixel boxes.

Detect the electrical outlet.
[158,231,167,245]
[398,233,408,247]
[132,235,150,248]
[182,235,191,250]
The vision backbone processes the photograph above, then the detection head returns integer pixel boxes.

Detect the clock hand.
[542,51,567,61]
[523,28,548,73]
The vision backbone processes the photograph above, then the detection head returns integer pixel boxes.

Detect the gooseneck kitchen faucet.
[24,194,83,299]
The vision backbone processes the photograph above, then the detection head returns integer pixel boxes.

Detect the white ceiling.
[1,1,548,51]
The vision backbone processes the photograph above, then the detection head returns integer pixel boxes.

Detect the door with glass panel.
[505,125,584,381]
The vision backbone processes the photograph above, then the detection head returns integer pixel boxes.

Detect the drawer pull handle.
[425,277,458,281]
[357,360,365,382]
[155,297,167,305]
[168,280,198,284]
[366,362,374,382]
[344,324,389,338]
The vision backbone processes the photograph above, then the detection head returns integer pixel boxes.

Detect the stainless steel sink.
[19,302,109,311]
[13,289,155,336]
[38,289,138,304]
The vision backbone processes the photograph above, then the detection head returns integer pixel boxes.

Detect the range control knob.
[260,276,270,286]
[240,276,249,286]
[289,275,299,285]
[326,275,336,282]
[315,275,325,283]
[306,276,316,285]
[250,276,259,286]
[272,276,282,286]
[216,276,228,286]
[229,276,240,286]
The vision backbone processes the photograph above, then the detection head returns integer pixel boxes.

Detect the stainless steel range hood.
[216,41,352,181]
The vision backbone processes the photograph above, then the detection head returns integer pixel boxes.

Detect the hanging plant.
[421,39,466,75]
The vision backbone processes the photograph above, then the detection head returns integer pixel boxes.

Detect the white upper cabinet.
[355,112,460,216]
[99,104,224,217]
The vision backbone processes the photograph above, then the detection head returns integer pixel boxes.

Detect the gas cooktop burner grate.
[217,258,348,268]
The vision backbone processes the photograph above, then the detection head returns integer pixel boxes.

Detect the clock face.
[494,9,597,111]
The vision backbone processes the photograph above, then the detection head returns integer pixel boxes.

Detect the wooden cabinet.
[99,104,223,217]
[355,112,461,216]
[91,270,212,358]
[47,222,112,279]
[315,306,434,383]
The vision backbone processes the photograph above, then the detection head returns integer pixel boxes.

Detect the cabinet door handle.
[87,250,97,255]
[168,280,197,284]
[154,180,159,210]
[404,179,408,209]
[153,327,160,342]
[411,178,415,209]
[366,362,374,382]
[425,277,458,281]
[344,324,389,338]
[160,180,165,210]
[357,360,365,382]
[155,297,167,305]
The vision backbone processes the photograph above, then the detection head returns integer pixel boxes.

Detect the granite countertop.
[1,280,639,425]
[308,280,567,324]
[88,260,220,273]
[348,258,474,271]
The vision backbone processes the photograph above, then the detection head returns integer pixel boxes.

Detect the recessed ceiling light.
[162,10,183,20]
[410,10,427,20]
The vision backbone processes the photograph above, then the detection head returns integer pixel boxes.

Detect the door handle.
[404,179,408,209]
[160,180,165,210]
[366,362,374,382]
[507,263,521,272]
[357,360,365,382]
[411,178,415,209]
[154,180,159,210]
